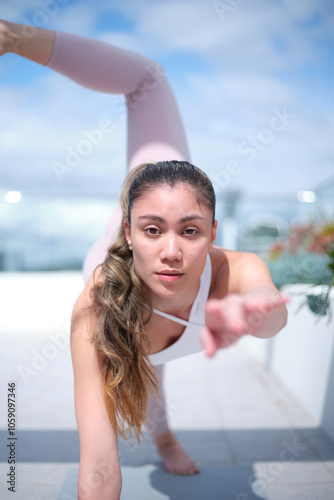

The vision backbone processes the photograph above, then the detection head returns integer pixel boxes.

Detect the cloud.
[46,3,97,34]
[98,0,333,72]
[1,1,96,34]
[0,1,31,20]
[0,70,127,193]
[170,68,334,195]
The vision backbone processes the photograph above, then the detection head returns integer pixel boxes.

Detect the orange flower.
[268,241,285,260]
[267,220,334,258]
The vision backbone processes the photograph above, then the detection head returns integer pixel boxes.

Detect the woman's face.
[124,183,217,305]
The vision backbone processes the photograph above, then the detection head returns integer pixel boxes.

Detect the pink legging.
[47,31,190,285]
[47,31,191,437]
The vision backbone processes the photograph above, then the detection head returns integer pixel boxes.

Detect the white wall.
[0,271,84,335]
[241,284,334,441]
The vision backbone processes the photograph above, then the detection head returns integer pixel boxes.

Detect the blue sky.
[0,0,333,198]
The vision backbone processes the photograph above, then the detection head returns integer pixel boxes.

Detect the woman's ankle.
[154,429,178,449]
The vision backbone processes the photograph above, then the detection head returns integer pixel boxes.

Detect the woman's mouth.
[156,272,184,282]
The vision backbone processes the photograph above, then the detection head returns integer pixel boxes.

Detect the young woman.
[0,21,288,500]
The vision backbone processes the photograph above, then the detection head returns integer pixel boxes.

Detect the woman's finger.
[200,326,217,358]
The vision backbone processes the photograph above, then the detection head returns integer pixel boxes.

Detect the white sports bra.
[148,254,212,365]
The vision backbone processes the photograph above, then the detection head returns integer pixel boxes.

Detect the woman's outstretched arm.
[201,250,289,357]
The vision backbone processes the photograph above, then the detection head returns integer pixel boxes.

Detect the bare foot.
[0,21,10,56]
[0,20,54,65]
[0,21,28,56]
[154,430,200,475]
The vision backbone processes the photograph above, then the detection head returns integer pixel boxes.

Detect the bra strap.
[152,308,190,327]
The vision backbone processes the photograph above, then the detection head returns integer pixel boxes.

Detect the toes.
[168,465,200,475]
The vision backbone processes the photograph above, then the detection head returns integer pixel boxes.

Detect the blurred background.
[0,0,333,279]
[1,3,334,497]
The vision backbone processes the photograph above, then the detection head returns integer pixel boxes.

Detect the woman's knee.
[126,61,167,110]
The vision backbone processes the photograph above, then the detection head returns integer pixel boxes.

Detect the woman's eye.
[145,227,160,235]
[184,228,198,235]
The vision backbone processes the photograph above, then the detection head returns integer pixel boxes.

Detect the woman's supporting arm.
[71,268,122,500]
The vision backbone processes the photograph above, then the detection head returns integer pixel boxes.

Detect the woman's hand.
[200,289,289,357]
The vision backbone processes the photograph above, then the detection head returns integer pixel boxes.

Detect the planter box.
[240,284,334,442]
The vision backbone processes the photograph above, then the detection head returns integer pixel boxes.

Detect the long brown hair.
[90,160,216,443]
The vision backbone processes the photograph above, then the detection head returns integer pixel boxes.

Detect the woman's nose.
[160,234,182,261]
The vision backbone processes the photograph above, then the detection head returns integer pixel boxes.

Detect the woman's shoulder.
[209,246,251,271]
[210,246,263,266]
[208,246,230,297]
[209,246,267,296]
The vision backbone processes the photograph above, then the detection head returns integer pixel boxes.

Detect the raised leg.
[44,30,190,169]
[44,33,190,282]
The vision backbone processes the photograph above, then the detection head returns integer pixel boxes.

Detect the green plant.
[267,221,334,319]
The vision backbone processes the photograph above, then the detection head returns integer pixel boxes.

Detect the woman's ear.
[209,220,218,251]
[124,218,133,250]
